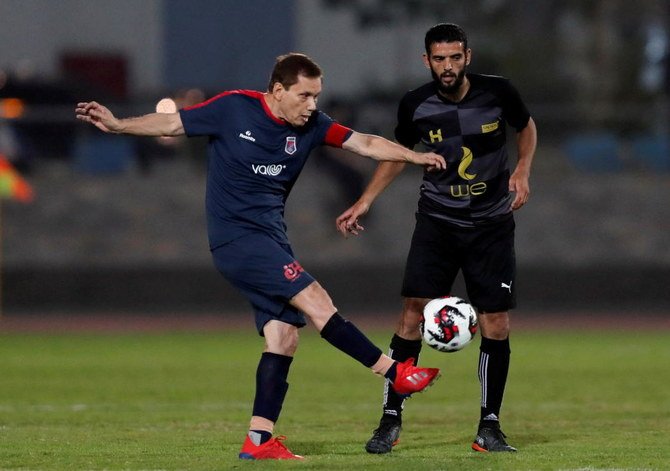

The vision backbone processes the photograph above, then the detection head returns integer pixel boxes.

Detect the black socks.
[382,334,423,422]
[478,336,511,424]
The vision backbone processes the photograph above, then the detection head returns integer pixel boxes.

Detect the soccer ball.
[421,296,478,352]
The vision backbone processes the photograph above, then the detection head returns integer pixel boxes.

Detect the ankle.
[383,362,398,381]
[248,430,272,445]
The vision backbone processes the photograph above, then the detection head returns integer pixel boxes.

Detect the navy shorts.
[211,233,314,335]
[402,213,517,313]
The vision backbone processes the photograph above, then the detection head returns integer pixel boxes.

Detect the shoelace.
[266,436,293,455]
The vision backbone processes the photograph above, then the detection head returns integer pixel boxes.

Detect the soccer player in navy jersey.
[337,24,538,454]
[76,53,446,460]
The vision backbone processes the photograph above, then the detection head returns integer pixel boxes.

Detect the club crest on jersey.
[285,136,297,155]
[283,261,304,281]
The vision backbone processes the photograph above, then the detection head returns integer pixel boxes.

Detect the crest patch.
[285,136,297,155]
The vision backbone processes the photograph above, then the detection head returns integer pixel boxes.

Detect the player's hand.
[409,151,446,172]
[336,200,369,238]
[509,168,530,210]
[75,101,121,133]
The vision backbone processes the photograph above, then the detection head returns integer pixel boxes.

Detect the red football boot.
[391,358,441,396]
[238,435,304,460]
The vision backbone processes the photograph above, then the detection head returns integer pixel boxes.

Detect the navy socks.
[252,352,293,424]
[320,313,383,368]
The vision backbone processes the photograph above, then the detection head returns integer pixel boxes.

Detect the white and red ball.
[421,296,478,352]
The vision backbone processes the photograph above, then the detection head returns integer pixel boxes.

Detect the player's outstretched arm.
[75,101,185,137]
[342,131,445,170]
[336,161,406,238]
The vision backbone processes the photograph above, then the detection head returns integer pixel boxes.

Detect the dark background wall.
[163,0,294,91]
[1,1,669,316]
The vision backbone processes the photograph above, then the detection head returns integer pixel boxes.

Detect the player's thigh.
[401,213,461,299]
[462,217,516,313]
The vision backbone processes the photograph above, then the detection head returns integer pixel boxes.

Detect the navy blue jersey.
[395,74,531,227]
[179,90,352,249]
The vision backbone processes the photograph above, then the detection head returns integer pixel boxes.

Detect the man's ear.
[465,48,472,66]
[422,53,430,69]
[272,82,284,100]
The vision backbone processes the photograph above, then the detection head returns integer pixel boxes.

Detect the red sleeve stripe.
[324,123,353,147]
[181,90,261,109]
[182,89,286,126]
[182,90,240,111]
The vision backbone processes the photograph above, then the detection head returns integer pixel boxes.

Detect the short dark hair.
[268,53,322,92]
[424,23,468,55]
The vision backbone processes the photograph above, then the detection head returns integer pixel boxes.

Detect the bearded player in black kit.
[337,23,537,453]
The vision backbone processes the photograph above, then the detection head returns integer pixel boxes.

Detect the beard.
[432,67,466,95]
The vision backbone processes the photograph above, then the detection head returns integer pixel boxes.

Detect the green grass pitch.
[0,325,668,470]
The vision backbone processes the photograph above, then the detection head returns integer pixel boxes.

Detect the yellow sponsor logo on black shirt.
[428,128,443,143]
[481,121,499,133]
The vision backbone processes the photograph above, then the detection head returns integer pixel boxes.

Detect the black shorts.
[402,213,516,312]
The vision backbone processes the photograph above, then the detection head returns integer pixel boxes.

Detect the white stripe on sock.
[479,352,489,408]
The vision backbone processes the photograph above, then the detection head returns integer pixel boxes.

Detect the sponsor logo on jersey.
[481,121,499,133]
[252,164,286,176]
[450,146,487,198]
[285,136,297,155]
[449,182,487,197]
[283,261,304,281]
[239,130,256,142]
[457,146,477,180]
[428,128,443,143]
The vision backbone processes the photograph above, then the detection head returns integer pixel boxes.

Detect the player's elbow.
[162,113,185,136]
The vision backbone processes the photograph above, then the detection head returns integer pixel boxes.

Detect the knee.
[264,322,300,356]
[478,312,510,339]
[290,281,337,331]
[279,330,299,356]
[396,298,427,339]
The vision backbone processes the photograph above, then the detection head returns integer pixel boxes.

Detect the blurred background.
[1,0,669,317]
